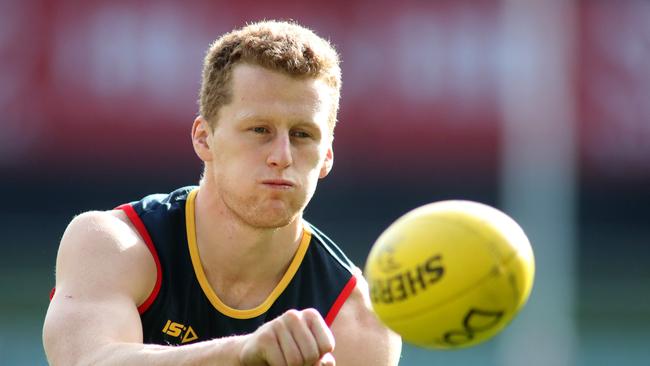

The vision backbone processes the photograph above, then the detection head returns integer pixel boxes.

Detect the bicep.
[330,272,402,366]
[43,211,156,365]
[44,290,143,364]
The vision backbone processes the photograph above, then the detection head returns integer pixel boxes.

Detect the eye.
[290,130,312,139]
[251,126,269,134]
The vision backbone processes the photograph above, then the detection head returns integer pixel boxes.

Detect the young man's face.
[197,63,335,228]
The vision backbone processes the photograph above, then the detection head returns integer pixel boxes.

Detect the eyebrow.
[235,111,321,129]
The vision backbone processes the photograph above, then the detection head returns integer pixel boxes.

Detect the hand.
[239,308,335,366]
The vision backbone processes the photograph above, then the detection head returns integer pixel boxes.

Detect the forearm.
[50,336,245,366]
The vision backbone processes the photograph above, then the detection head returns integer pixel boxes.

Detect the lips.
[261,179,295,188]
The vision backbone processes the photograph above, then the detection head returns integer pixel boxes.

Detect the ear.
[192,116,213,162]
[319,146,334,179]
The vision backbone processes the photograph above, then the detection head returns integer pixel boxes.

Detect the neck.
[193,178,303,286]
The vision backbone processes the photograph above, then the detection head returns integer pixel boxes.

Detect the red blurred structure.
[1,0,648,182]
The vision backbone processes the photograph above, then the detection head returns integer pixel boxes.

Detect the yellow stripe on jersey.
[185,188,312,319]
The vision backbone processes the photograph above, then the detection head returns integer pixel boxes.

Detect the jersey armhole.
[116,203,162,314]
[324,275,357,327]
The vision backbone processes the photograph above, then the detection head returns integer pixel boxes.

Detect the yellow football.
[364,200,535,349]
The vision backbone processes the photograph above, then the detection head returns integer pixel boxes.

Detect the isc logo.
[162,320,198,344]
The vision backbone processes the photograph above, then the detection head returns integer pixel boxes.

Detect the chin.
[239,204,300,229]
[246,214,296,229]
[226,193,305,229]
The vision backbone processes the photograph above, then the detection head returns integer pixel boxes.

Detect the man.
[43,20,402,365]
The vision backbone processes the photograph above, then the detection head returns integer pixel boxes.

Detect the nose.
[266,132,293,169]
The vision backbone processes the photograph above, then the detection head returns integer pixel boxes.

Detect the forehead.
[227,63,334,125]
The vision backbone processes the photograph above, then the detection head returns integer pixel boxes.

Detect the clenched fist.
[239,309,335,366]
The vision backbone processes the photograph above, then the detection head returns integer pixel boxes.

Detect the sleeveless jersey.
[116,186,357,345]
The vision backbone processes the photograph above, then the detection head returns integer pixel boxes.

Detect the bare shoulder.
[330,266,402,366]
[54,209,156,305]
[44,210,158,364]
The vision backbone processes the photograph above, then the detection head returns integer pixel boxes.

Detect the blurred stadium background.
[1,0,648,364]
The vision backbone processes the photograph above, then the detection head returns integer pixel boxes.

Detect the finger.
[263,335,287,366]
[303,309,335,355]
[240,327,286,366]
[315,352,335,366]
[275,316,304,366]
[258,327,286,366]
[285,311,320,364]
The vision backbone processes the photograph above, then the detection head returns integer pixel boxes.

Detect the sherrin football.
[364,200,535,349]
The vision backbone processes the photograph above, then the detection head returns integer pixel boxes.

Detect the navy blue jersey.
[116,186,357,345]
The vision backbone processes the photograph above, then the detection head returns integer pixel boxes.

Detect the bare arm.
[43,211,335,366]
[330,268,403,366]
[42,210,243,365]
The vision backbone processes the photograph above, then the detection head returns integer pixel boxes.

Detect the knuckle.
[302,308,321,321]
[284,308,301,318]
[283,309,302,324]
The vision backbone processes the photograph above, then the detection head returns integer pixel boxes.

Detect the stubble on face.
[217,173,309,229]
[206,64,332,230]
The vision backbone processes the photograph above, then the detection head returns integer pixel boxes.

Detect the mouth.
[261,179,295,189]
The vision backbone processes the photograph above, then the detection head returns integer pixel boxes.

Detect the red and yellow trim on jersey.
[324,275,357,326]
[117,203,163,314]
[49,205,164,314]
[185,188,312,319]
